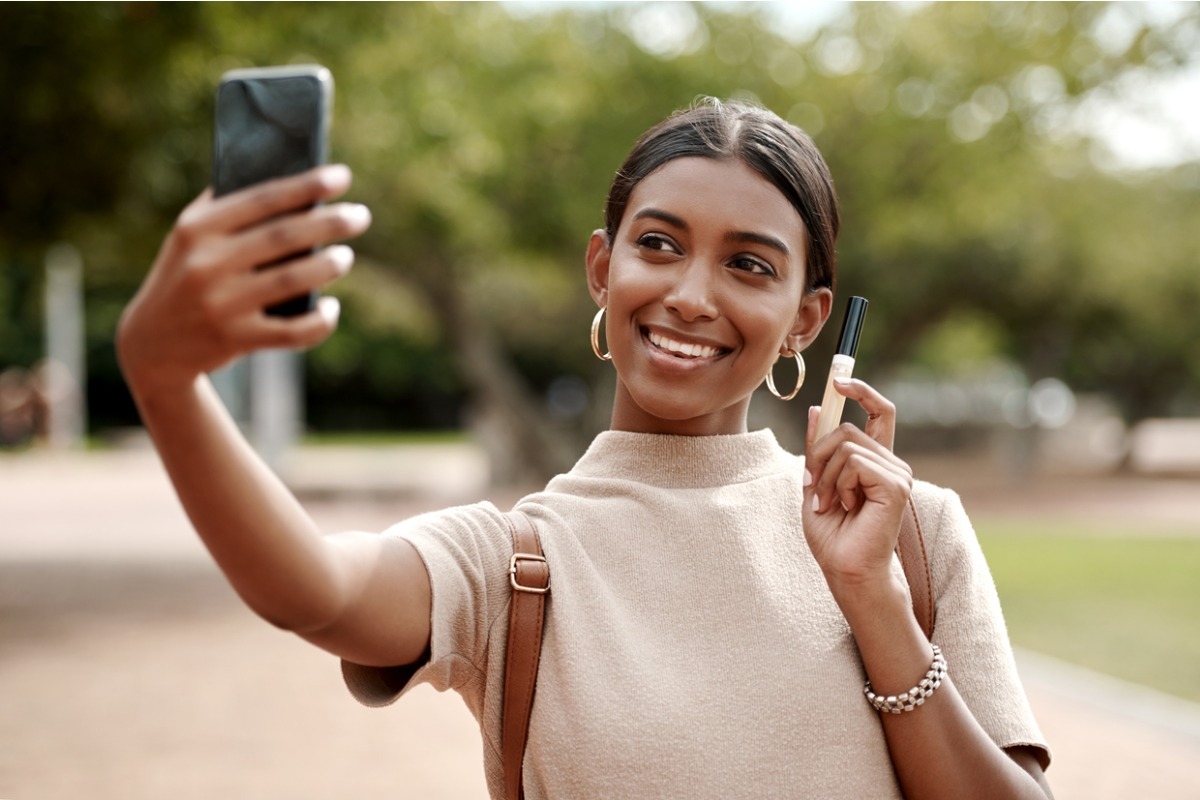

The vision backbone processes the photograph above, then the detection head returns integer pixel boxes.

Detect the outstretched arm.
[804,378,1052,799]
[117,166,430,668]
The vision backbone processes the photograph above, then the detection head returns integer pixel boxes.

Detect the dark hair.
[604,98,839,292]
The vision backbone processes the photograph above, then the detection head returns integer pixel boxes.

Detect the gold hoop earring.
[765,349,805,400]
[591,307,612,361]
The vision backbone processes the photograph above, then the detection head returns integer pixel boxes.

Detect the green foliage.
[979,524,1200,702]
[910,312,1011,376]
[1,4,209,243]
[2,2,1197,431]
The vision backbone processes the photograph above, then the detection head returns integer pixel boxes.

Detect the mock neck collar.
[570,429,796,489]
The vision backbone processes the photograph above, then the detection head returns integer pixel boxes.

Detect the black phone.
[212,64,333,316]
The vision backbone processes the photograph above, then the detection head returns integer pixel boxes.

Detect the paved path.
[2,444,1198,799]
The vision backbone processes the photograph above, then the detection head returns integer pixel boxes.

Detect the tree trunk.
[422,265,578,487]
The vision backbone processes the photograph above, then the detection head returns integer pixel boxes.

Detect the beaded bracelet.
[864,644,948,714]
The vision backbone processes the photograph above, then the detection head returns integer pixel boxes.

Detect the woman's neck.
[607,381,752,437]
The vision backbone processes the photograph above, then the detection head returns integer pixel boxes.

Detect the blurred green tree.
[807,2,1200,427]
[2,2,1196,476]
[0,3,213,419]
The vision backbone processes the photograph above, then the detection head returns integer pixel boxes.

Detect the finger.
[813,440,877,513]
[807,392,910,514]
[807,409,871,493]
[232,244,355,312]
[811,430,914,513]
[833,451,912,520]
[175,186,215,223]
[207,164,355,233]
[182,186,215,214]
[229,295,342,352]
[833,377,897,451]
[162,188,219,264]
[820,421,912,482]
[833,452,886,514]
[227,202,372,274]
[807,408,880,501]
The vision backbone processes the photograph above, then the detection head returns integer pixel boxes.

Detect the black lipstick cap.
[836,296,868,357]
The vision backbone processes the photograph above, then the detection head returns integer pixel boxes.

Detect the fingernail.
[330,245,354,274]
[812,493,821,513]
[317,296,341,325]
[321,163,352,186]
[833,377,854,386]
[343,203,372,226]
[803,469,813,487]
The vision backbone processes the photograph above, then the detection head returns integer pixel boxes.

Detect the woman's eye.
[731,256,775,276]
[636,233,679,254]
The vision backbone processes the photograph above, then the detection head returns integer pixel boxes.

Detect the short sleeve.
[915,482,1052,769]
[341,501,515,714]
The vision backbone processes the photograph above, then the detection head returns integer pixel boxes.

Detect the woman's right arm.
[116,166,431,668]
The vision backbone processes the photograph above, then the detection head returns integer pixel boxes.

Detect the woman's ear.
[585,229,611,308]
[786,287,833,354]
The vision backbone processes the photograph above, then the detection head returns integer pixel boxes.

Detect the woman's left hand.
[802,377,914,590]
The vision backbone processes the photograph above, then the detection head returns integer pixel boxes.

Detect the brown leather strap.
[897,496,936,640]
[502,510,549,800]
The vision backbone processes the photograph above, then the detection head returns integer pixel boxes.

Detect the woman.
[117,99,1052,798]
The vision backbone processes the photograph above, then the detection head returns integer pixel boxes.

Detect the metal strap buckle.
[509,553,550,594]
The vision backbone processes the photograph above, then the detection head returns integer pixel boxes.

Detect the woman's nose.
[663,262,719,322]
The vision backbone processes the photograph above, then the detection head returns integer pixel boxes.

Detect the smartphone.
[212,64,333,316]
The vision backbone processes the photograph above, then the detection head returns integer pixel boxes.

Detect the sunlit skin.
[586,157,832,436]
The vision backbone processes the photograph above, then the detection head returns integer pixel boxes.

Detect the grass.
[977,521,1200,703]
[300,430,470,447]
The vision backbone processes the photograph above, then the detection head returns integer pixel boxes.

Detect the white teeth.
[648,331,721,359]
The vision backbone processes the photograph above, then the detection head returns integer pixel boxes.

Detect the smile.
[646,329,726,359]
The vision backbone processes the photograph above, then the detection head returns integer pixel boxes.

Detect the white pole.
[250,348,302,470]
[43,243,87,450]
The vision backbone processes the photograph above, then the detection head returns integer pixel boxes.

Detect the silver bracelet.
[864,644,948,714]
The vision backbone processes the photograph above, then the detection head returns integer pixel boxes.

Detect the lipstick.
[813,296,868,441]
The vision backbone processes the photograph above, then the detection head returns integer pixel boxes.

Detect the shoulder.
[907,479,987,587]
[382,501,518,583]
[908,479,974,542]
[386,500,512,541]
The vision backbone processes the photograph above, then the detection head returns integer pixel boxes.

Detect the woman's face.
[587,156,831,436]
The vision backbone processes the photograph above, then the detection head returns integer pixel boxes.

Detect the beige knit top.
[344,429,1049,799]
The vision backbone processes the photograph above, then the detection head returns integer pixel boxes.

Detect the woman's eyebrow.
[632,208,790,257]
[725,230,790,256]
[632,208,688,229]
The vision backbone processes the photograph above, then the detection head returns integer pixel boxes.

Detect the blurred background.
[2,2,1198,798]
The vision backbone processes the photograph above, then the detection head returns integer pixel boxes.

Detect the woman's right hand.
[116,164,371,403]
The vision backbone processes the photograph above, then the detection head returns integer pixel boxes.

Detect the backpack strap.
[502,510,549,800]
[897,495,936,640]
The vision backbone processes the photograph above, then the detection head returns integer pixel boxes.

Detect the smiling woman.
[583,101,841,437]
[588,156,827,436]
[117,97,1053,799]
